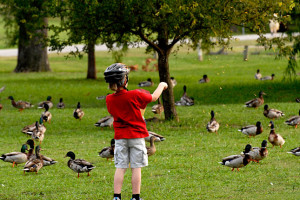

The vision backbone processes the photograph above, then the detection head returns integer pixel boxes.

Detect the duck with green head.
[38,96,53,109]
[41,103,52,124]
[248,140,268,163]
[73,102,84,120]
[206,110,220,134]
[23,145,43,173]
[0,144,28,167]
[65,151,95,178]
[263,104,284,119]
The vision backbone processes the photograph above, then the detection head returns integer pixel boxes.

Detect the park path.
[0,33,286,57]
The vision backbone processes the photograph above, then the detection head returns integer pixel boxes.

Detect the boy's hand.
[160,82,168,90]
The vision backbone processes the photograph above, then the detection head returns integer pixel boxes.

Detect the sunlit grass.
[0,46,299,199]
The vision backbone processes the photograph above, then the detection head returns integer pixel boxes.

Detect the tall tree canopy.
[0,0,51,72]
[101,0,294,120]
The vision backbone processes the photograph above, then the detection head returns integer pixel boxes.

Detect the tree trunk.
[14,18,50,72]
[87,41,96,79]
[157,50,178,121]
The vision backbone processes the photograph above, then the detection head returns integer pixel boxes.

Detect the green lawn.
[0,46,299,200]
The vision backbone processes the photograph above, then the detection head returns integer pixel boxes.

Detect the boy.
[104,63,168,200]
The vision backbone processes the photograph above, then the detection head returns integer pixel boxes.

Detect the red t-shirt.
[106,89,152,139]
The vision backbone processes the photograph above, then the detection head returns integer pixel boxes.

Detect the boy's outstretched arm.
[152,82,168,102]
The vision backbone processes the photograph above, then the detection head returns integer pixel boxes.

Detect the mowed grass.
[0,46,299,200]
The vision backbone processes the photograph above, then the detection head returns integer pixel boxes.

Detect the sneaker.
[113,198,120,200]
[131,198,143,200]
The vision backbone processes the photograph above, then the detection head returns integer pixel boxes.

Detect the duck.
[263,104,284,119]
[261,73,275,80]
[73,102,84,120]
[244,91,266,108]
[0,86,5,93]
[248,140,268,163]
[65,151,95,178]
[96,94,110,100]
[94,115,114,127]
[8,96,33,111]
[145,131,166,142]
[175,85,194,106]
[151,98,164,117]
[255,69,262,80]
[30,121,46,145]
[268,121,285,148]
[219,144,252,171]
[138,78,154,87]
[287,147,300,156]
[23,145,43,174]
[296,98,300,103]
[198,74,210,83]
[41,103,52,124]
[284,109,300,128]
[206,110,220,134]
[57,97,65,109]
[98,139,115,161]
[170,77,177,87]
[238,121,263,137]
[0,144,28,167]
[22,117,46,136]
[26,139,57,166]
[38,96,53,109]
[146,136,156,156]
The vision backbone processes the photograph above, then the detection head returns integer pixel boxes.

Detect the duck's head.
[203,74,208,79]
[183,85,187,92]
[47,96,52,101]
[147,78,152,82]
[261,140,268,148]
[170,77,175,80]
[259,91,266,97]
[35,121,39,130]
[21,144,28,153]
[110,139,115,147]
[244,144,252,154]
[59,98,63,102]
[268,121,274,129]
[39,117,44,125]
[264,104,269,110]
[76,102,81,109]
[255,121,262,128]
[43,103,49,111]
[298,109,300,116]
[65,151,76,160]
[35,145,41,156]
[8,96,14,100]
[210,110,215,118]
[26,139,35,149]
[271,74,275,77]
[257,69,260,73]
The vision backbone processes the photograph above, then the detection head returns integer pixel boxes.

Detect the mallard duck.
[73,102,84,120]
[138,78,154,87]
[30,121,46,145]
[268,121,285,148]
[8,96,33,111]
[145,131,165,142]
[22,117,46,136]
[170,77,177,87]
[255,69,262,80]
[175,85,194,106]
[146,136,156,156]
[65,151,95,178]
[244,91,266,108]
[57,97,65,109]
[96,93,110,100]
[98,139,115,161]
[296,98,300,103]
[38,96,53,109]
[238,121,263,137]
[41,103,52,124]
[261,73,275,80]
[26,139,57,166]
[285,110,300,128]
[0,144,28,167]
[248,140,268,163]
[206,110,220,134]
[94,115,113,127]
[23,146,43,174]
[219,144,252,171]
[152,98,164,117]
[198,74,210,83]
[263,104,284,119]
[287,147,300,156]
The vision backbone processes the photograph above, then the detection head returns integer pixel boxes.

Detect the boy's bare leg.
[114,168,127,193]
[131,167,141,194]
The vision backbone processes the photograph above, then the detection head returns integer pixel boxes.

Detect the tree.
[0,0,51,72]
[102,0,294,120]
[49,0,105,79]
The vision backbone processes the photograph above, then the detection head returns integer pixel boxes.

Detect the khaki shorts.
[114,138,148,168]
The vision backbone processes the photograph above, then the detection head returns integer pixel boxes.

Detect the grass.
[0,45,299,200]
